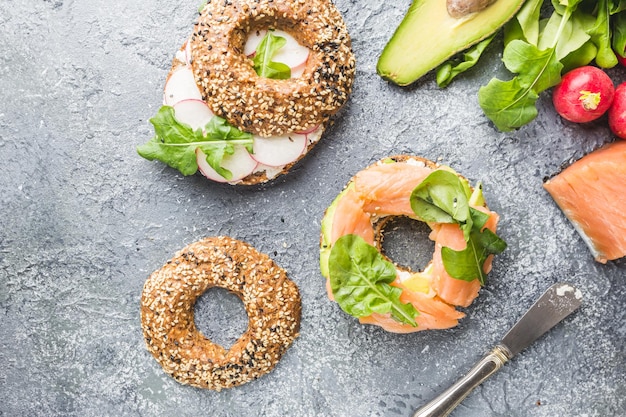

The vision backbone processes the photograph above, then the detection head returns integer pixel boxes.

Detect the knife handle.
[412,344,511,417]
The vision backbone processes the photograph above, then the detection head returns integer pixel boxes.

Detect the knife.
[411,282,583,417]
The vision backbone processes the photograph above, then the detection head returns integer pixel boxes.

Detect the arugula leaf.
[612,11,626,58]
[588,0,618,68]
[252,31,291,79]
[541,11,593,61]
[436,35,495,88]
[504,0,543,46]
[329,234,419,326]
[410,170,472,237]
[137,106,253,179]
[410,170,507,285]
[478,76,541,131]
[442,208,507,285]
[506,40,563,92]
[478,1,584,132]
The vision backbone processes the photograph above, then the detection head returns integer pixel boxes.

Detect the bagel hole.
[243,25,310,77]
[378,216,434,272]
[194,287,249,349]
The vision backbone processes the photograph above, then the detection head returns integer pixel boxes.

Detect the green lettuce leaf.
[329,234,419,326]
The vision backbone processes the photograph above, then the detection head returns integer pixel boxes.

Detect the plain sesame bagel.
[189,0,356,138]
[140,236,301,391]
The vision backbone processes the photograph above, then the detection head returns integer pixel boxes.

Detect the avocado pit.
[447,0,497,18]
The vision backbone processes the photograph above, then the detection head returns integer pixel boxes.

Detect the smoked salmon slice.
[544,140,626,263]
[354,160,434,217]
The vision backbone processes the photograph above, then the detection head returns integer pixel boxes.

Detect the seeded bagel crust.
[141,236,301,390]
[189,0,356,138]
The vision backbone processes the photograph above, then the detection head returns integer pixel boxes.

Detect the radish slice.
[196,146,257,183]
[164,67,202,106]
[305,125,323,145]
[173,99,214,130]
[244,30,266,56]
[256,164,285,180]
[291,61,306,78]
[251,133,307,167]
[244,29,309,71]
[295,124,321,135]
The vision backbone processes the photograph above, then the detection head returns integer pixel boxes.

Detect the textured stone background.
[1,0,624,416]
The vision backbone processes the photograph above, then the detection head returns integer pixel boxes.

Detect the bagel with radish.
[137,0,355,185]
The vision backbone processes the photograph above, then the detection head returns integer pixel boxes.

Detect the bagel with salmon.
[137,0,356,185]
[320,156,507,333]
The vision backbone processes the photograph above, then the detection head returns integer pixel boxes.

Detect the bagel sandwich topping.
[409,170,507,284]
[137,106,253,180]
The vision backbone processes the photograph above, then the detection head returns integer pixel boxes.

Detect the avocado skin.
[377,0,525,86]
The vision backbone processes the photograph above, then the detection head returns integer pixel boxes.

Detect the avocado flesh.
[377,0,525,86]
[320,186,350,280]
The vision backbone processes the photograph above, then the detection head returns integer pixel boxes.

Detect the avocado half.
[377,0,526,86]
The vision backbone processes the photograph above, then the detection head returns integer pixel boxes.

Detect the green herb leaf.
[504,39,563,93]
[479,7,578,132]
[478,0,602,131]
[442,226,507,285]
[252,31,292,79]
[436,35,495,88]
[587,0,618,68]
[611,11,626,58]
[198,0,207,13]
[504,0,543,46]
[609,0,626,14]
[478,76,541,132]
[329,234,419,326]
[410,170,471,226]
[410,170,507,285]
[137,106,253,179]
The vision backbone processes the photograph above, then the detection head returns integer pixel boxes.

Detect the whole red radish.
[609,83,626,139]
[552,66,615,123]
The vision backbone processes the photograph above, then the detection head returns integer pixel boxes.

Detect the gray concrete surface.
[1,0,624,416]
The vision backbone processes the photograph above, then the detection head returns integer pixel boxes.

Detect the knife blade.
[411,282,583,417]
